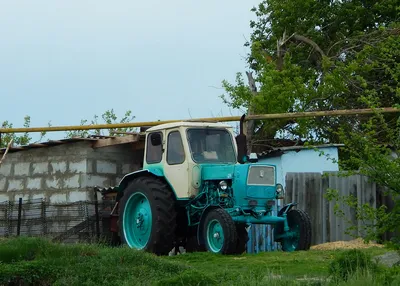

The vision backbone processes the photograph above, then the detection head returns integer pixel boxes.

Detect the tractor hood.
[200,164,236,180]
[197,163,278,207]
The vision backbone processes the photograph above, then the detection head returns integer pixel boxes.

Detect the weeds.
[0,237,398,285]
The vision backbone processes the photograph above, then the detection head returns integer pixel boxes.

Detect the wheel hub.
[135,208,149,234]
[123,192,152,249]
[207,219,225,252]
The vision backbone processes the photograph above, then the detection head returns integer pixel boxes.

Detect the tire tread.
[119,175,177,255]
[203,208,238,254]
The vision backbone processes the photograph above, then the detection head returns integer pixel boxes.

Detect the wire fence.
[0,192,115,243]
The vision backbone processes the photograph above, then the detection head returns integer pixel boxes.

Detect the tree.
[0,109,137,148]
[65,109,138,138]
[221,0,400,152]
[0,116,48,149]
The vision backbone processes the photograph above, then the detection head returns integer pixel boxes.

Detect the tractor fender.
[117,169,175,200]
[278,202,298,217]
[196,205,223,245]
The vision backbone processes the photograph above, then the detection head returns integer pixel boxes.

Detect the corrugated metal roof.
[0,133,147,154]
[0,137,99,154]
[257,144,344,159]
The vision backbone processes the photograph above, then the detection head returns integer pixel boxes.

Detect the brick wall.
[0,141,142,203]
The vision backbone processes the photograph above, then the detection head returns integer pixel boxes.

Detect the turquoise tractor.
[109,115,312,255]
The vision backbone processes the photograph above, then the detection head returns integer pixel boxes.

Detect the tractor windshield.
[186,128,237,164]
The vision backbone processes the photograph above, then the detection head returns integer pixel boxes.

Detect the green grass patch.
[0,237,396,286]
[0,237,187,285]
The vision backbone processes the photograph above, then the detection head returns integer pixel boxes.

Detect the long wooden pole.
[0,107,398,134]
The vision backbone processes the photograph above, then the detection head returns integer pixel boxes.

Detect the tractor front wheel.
[202,208,238,254]
[119,176,177,255]
[277,209,312,252]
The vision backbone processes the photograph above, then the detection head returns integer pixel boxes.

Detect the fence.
[285,172,396,245]
[246,172,396,253]
[0,191,115,243]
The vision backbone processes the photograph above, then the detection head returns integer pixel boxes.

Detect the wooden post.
[94,189,100,241]
[17,198,22,236]
[41,199,47,236]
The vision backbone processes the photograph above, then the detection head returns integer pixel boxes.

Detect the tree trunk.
[246,71,258,154]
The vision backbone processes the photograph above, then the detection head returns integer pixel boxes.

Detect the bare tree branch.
[276,32,325,70]
[0,139,13,166]
[246,71,258,153]
[292,34,326,57]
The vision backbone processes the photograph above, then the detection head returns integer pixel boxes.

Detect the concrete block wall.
[0,141,142,203]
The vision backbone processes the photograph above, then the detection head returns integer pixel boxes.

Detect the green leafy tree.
[65,109,137,138]
[221,0,400,152]
[1,110,136,148]
[1,116,48,148]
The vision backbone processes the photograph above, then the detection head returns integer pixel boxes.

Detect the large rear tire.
[202,208,238,254]
[119,176,177,255]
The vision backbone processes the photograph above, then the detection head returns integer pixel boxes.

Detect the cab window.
[167,131,185,165]
[146,132,163,164]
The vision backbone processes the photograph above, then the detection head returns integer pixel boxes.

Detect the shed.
[0,135,145,203]
[257,144,343,188]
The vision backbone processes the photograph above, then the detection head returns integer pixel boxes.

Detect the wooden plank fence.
[285,172,396,246]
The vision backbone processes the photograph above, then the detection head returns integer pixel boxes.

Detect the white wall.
[259,147,339,188]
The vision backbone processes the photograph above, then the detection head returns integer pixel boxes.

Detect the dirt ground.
[311,238,385,250]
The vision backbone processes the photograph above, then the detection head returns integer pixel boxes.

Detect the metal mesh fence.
[0,194,116,243]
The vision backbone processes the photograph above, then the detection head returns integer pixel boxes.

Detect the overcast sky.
[0,0,259,139]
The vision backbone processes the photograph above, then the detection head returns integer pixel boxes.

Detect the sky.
[0,0,260,140]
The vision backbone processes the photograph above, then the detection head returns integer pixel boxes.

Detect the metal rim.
[123,192,152,249]
[206,219,224,253]
[282,224,300,251]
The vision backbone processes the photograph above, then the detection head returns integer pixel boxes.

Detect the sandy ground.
[311,238,385,250]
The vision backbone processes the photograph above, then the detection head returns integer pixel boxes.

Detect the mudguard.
[277,202,297,216]
[116,169,174,199]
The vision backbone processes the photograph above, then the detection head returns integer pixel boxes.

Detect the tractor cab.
[142,121,239,198]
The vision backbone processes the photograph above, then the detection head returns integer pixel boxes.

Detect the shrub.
[328,249,378,282]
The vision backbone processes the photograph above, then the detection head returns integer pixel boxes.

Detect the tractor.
[108,115,312,255]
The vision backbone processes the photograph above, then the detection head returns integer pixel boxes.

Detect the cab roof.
[145,121,233,132]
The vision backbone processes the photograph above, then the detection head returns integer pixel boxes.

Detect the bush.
[328,249,378,282]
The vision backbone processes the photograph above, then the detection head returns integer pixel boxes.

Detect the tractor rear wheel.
[276,209,312,252]
[202,208,238,254]
[119,176,177,255]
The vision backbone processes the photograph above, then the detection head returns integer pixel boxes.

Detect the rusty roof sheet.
[0,137,99,154]
[0,133,146,155]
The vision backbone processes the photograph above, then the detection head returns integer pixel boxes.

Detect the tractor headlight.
[219,180,228,191]
[276,184,284,198]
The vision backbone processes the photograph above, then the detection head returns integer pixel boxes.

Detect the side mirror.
[248,153,258,163]
[150,133,162,146]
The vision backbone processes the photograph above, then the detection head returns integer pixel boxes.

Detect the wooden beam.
[27,143,47,147]
[93,135,139,148]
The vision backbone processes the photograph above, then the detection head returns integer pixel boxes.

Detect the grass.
[0,236,398,286]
